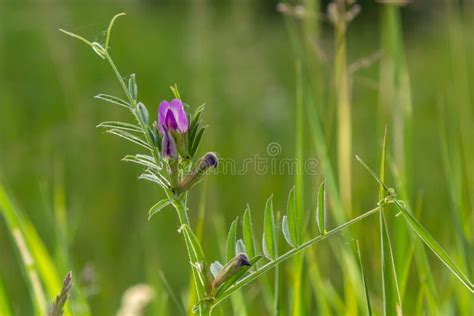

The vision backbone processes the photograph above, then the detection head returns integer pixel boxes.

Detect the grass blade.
[316,180,327,235]
[355,241,372,316]
[0,183,73,315]
[356,156,474,292]
[0,275,12,316]
[378,127,402,315]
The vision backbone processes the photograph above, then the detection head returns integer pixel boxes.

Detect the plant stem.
[210,204,384,309]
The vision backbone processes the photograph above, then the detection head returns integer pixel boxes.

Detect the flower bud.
[174,152,218,194]
[211,253,251,294]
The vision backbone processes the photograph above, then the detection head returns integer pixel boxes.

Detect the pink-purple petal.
[165,110,178,130]
[162,131,178,159]
[169,98,189,133]
[158,101,171,135]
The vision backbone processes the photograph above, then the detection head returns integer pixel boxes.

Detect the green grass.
[0,1,473,315]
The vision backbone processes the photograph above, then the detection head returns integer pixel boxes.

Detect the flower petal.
[157,100,170,135]
[169,99,189,133]
[165,110,178,130]
[162,131,177,159]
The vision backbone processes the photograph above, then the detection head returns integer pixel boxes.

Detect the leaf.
[355,242,372,316]
[128,74,137,102]
[235,239,246,256]
[94,94,131,108]
[316,180,327,235]
[136,102,149,125]
[262,195,277,260]
[226,218,238,262]
[179,224,207,291]
[122,154,161,171]
[104,12,126,51]
[286,186,300,246]
[356,156,474,293]
[0,184,75,316]
[148,199,172,220]
[210,261,224,278]
[242,206,256,259]
[190,127,206,157]
[138,171,169,188]
[170,84,181,100]
[378,126,402,315]
[97,121,142,133]
[281,215,294,247]
[106,129,152,150]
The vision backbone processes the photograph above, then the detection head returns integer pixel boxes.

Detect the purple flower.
[162,130,178,159]
[158,99,189,135]
[157,99,189,159]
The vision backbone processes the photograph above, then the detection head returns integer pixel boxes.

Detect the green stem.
[172,196,208,315]
[210,204,384,309]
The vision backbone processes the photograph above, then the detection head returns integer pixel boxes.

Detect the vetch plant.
[60,13,473,315]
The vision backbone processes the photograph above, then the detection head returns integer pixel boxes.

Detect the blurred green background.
[0,0,473,315]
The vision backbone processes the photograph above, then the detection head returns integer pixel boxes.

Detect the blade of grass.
[378,127,402,315]
[291,60,305,316]
[0,182,73,315]
[355,241,372,316]
[356,156,474,292]
[0,273,12,316]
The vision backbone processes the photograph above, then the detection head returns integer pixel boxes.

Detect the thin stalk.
[334,0,352,217]
[291,60,304,316]
[210,204,384,310]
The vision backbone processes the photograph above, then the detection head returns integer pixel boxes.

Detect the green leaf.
[235,239,246,256]
[242,205,256,260]
[170,84,181,100]
[355,241,372,316]
[286,186,300,246]
[262,195,277,260]
[378,126,402,315]
[0,276,12,316]
[128,74,137,102]
[122,154,162,171]
[104,12,126,51]
[97,121,142,133]
[138,171,170,189]
[148,199,172,220]
[0,184,75,316]
[210,261,224,278]
[316,181,327,235]
[179,224,207,291]
[190,127,206,157]
[94,94,131,108]
[356,156,474,293]
[106,129,151,150]
[281,215,294,247]
[136,102,149,125]
[226,218,238,262]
